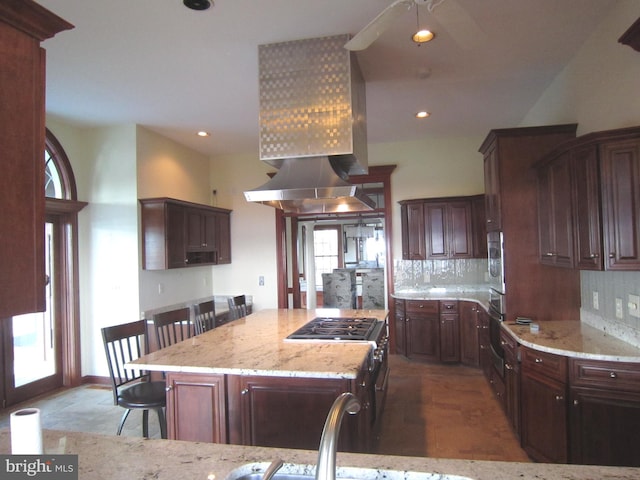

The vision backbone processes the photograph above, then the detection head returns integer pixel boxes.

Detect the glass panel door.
[12,222,56,387]
[2,220,62,406]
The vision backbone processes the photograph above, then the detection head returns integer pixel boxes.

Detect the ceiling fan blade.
[344,0,415,51]
[431,0,486,50]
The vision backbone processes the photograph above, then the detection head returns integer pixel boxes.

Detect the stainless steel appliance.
[487,231,505,294]
[487,231,506,378]
[286,316,389,425]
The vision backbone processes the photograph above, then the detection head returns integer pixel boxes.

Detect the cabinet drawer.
[521,346,567,382]
[439,301,458,313]
[499,329,518,359]
[570,358,640,393]
[406,300,438,316]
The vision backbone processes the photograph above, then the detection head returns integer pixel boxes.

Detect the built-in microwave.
[487,231,505,295]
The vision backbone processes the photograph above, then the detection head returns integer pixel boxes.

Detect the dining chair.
[362,271,385,309]
[227,295,248,320]
[193,300,216,335]
[153,307,193,349]
[101,319,167,438]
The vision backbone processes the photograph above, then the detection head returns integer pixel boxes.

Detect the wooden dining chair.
[101,319,167,438]
[193,300,216,335]
[152,307,193,349]
[227,295,248,320]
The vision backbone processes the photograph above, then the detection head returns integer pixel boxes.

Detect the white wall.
[47,120,140,377]
[136,126,216,311]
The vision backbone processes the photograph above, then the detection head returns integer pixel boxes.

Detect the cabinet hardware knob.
[609,252,616,258]
[610,372,617,378]
[480,345,486,350]
[535,358,543,363]
[476,325,481,329]
[500,340,507,346]
[505,363,513,370]
[589,253,600,259]
[545,252,554,257]
[360,381,367,388]
[165,386,173,392]
[241,388,249,395]
[555,395,564,401]
[573,399,579,406]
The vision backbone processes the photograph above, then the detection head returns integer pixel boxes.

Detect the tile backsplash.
[394,258,488,289]
[580,270,640,346]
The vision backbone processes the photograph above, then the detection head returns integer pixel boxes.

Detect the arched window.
[45,128,78,200]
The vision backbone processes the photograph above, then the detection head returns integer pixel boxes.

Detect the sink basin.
[225,463,474,480]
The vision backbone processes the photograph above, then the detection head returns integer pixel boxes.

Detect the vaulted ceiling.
[38,0,616,157]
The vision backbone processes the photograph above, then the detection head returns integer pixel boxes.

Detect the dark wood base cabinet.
[520,347,568,464]
[569,358,640,467]
[166,369,374,453]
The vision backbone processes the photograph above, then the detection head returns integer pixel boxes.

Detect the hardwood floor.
[0,354,530,462]
[375,355,530,462]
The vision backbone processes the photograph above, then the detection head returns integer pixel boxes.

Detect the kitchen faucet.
[315,392,361,480]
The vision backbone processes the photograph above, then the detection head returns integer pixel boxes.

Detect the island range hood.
[244,34,374,214]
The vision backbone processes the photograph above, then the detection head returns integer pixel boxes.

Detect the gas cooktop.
[286,316,381,341]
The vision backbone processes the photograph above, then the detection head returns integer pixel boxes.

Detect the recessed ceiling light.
[416,111,430,119]
[197,131,210,137]
[412,29,435,44]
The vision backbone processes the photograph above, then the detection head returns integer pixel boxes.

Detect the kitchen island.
[130,308,388,452]
[1,429,638,480]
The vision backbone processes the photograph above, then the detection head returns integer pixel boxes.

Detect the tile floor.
[0,355,530,462]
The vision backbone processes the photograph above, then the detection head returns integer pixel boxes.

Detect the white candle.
[10,408,43,454]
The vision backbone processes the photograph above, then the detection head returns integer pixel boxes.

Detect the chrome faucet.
[315,392,361,480]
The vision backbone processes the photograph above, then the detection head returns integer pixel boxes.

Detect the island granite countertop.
[1,429,637,480]
[129,308,387,379]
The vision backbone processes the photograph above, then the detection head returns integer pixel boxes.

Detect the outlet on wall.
[592,291,599,310]
[629,294,640,318]
[615,297,624,319]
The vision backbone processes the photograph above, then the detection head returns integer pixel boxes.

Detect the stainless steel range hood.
[244,34,374,214]
[244,156,375,214]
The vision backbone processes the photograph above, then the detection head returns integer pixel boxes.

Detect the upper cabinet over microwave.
[140,198,232,270]
[535,126,640,271]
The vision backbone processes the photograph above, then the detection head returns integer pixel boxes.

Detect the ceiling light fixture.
[412,6,435,45]
[197,131,210,137]
[183,0,212,11]
[416,111,430,119]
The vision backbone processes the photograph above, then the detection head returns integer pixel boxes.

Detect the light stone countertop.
[502,320,640,362]
[392,287,640,362]
[1,429,638,480]
[129,308,387,379]
[391,287,490,311]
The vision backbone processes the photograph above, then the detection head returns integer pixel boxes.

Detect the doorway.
[0,129,86,408]
[275,165,396,310]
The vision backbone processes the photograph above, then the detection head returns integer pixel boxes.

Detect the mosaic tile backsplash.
[394,258,488,289]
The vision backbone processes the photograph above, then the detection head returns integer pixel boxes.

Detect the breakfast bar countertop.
[2,429,638,480]
[128,308,387,379]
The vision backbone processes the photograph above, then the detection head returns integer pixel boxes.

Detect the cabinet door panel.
[521,373,567,463]
[449,202,473,257]
[402,203,426,260]
[439,313,460,363]
[239,376,351,450]
[406,316,440,362]
[425,204,447,258]
[459,302,480,367]
[483,145,502,231]
[573,145,603,269]
[570,387,640,466]
[600,139,640,269]
[166,372,227,443]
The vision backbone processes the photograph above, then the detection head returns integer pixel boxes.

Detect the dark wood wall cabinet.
[536,126,640,271]
[140,197,232,270]
[479,124,580,322]
[0,1,72,318]
[399,195,486,260]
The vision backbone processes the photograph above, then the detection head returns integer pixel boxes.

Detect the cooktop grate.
[286,317,379,341]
